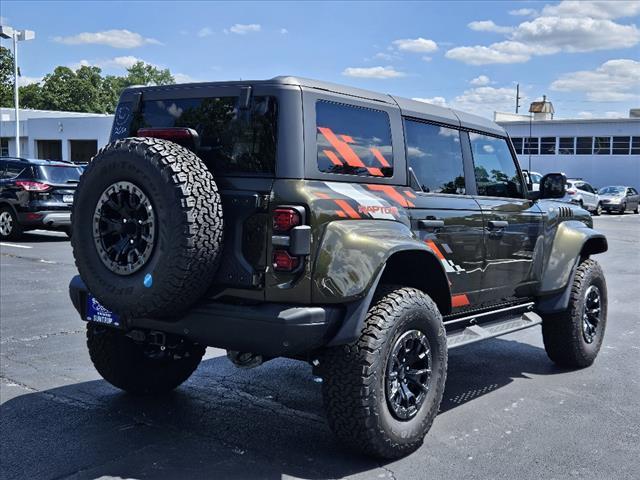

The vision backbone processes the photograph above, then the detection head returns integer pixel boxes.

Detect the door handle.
[488,220,509,230]
[418,219,445,230]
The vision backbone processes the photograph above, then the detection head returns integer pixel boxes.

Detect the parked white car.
[523,170,543,191]
[563,179,602,215]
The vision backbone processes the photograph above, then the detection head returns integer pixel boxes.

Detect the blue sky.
[1,0,639,119]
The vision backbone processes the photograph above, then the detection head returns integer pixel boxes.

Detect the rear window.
[36,165,83,184]
[126,96,278,176]
[316,101,393,178]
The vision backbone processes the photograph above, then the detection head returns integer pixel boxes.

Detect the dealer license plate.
[86,295,121,327]
[63,194,74,203]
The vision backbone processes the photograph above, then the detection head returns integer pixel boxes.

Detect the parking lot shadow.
[0,336,566,480]
[18,231,70,243]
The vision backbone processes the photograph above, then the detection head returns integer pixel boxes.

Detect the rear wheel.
[541,259,607,368]
[594,203,602,216]
[321,286,447,459]
[0,206,22,241]
[86,324,205,395]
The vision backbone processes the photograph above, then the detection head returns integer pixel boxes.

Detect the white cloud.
[509,8,538,17]
[451,86,522,117]
[470,75,491,86]
[412,96,448,107]
[541,1,640,20]
[468,20,514,34]
[422,56,433,62]
[280,28,288,34]
[342,66,405,79]
[100,56,143,69]
[18,75,42,87]
[447,1,640,65]
[550,59,640,102]
[512,16,640,52]
[174,73,199,84]
[197,27,213,38]
[225,24,261,35]
[392,37,438,53]
[54,29,162,48]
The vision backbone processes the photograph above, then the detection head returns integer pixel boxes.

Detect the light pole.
[0,25,35,158]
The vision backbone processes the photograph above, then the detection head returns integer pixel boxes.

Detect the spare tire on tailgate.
[71,137,224,318]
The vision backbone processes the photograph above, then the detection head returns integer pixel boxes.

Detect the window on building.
[576,137,593,155]
[316,101,393,177]
[404,120,465,194]
[612,137,630,155]
[510,137,523,154]
[594,137,611,155]
[631,137,640,155]
[540,137,556,155]
[36,140,63,160]
[523,137,539,155]
[0,138,9,156]
[469,132,523,199]
[559,137,575,155]
[69,140,98,163]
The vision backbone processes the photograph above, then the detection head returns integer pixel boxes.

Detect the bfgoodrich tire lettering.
[541,258,607,368]
[71,137,224,318]
[320,286,447,459]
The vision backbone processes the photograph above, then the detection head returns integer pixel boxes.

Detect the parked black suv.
[0,157,83,240]
[68,77,608,459]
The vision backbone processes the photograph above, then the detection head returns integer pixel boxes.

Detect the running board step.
[447,311,542,349]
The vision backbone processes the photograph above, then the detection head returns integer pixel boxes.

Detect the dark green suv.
[68,76,608,459]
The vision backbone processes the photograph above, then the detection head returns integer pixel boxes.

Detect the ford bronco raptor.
[69,77,608,459]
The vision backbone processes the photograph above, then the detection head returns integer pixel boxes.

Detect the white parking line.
[0,242,33,249]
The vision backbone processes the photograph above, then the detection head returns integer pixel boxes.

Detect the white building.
[0,108,113,163]
[496,102,640,189]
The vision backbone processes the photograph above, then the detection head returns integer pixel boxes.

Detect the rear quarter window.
[316,101,393,178]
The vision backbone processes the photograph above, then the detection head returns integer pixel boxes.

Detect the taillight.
[273,208,301,233]
[273,249,300,271]
[137,127,198,149]
[16,181,51,192]
[567,190,576,195]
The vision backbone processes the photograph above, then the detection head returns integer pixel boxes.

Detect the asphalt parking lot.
[1,214,639,480]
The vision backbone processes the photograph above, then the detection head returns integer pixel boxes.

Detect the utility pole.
[515,83,522,114]
[0,25,36,158]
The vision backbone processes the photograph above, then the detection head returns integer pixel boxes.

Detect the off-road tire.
[0,206,23,241]
[320,286,447,459]
[541,259,607,368]
[71,137,223,318]
[86,324,205,395]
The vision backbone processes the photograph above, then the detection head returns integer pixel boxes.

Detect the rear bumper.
[69,276,342,357]
[17,210,71,227]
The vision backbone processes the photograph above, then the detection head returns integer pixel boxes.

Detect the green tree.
[1,46,15,108]
[124,61,174,87]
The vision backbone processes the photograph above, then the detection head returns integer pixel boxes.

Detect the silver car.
[598,186,640,214]
[563,179,602,215]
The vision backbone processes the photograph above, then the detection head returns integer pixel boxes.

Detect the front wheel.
[541,259,607,368]
[594,203,602,216]
[321,286,447,459]
[0,206,23,240]
[87,324,205,395]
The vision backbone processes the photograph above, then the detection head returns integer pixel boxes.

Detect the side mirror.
[539,172,567,199]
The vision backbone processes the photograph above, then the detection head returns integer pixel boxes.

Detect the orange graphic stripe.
[367,167,384,177]
[404,190,416,199]
[318,127,366,168]
[370,147,391,167]
[314,191,331,199]
[341,135,355,143]
[425,240,445,260]
[323,149,343,166]
[336,210,347,218]
[451,294,470,308]
[367,185,412,207]
[334,199,361,219]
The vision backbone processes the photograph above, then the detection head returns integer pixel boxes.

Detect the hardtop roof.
[123,75,506,136]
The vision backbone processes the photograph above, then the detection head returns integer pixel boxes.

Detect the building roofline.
[497,117,640,126]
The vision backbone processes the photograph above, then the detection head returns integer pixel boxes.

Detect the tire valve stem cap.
[144,273,153,288]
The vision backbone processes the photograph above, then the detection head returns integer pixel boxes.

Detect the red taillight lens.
[567,190,576,195]
[273,249,300,271]
[16,181,51,192]
[273,208,301,233]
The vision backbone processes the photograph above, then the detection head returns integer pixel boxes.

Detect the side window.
[316,101,393,177]
[630,188,638,195]
[4,163,25,179]
[469,132,523,198]
[404,120,465,194]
